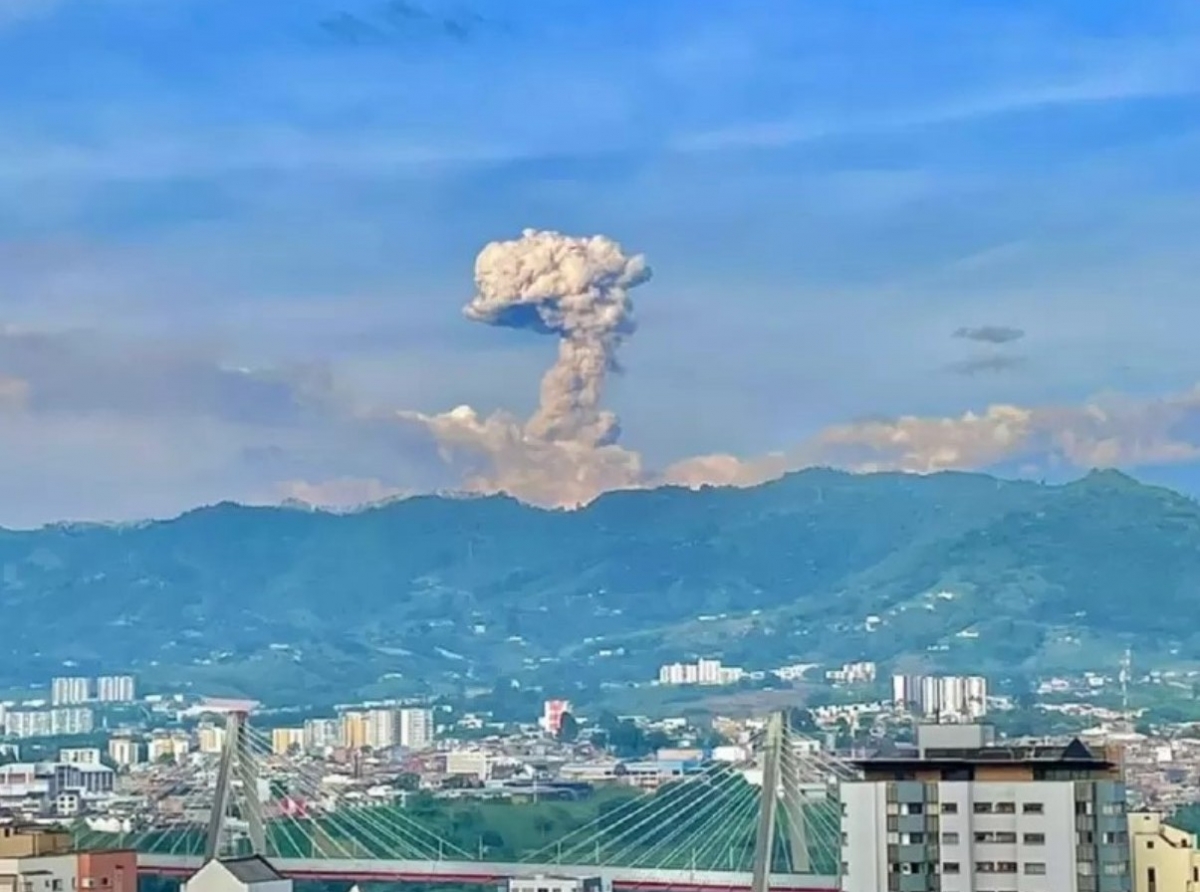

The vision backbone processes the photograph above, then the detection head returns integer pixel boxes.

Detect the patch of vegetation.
[5,469,1200,703]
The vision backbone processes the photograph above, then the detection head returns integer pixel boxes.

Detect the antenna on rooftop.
[1119,647,1133,728]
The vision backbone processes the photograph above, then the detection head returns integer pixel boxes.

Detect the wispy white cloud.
[674,69,1200,154]
[0,0,60,27]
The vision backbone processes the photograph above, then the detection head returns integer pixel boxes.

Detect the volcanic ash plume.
[404,229,653,506]
[465,228,651,446]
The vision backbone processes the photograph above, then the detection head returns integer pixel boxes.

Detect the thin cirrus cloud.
[946,355,1028,377]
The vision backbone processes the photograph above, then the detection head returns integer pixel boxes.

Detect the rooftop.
[218,855,284,885]
[855,737,1116,769]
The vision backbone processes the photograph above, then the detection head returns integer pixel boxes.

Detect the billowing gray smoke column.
[464,228,652,447]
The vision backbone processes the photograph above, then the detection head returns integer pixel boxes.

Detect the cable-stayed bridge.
[73,711,855,891]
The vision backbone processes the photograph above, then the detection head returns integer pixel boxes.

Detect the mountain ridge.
[1,467,1197,704]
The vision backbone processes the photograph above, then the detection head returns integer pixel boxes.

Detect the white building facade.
[398,708,434,750]
[840,728,1131,892]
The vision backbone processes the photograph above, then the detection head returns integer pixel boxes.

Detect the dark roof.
[855,737,1114,770]
[219,856,284,885]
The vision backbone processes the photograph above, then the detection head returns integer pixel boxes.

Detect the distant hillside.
[2,468,1198,704]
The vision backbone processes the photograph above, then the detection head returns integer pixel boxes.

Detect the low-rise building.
[509,876,606,892]
[182,855,292,892]
[0,826,135,892]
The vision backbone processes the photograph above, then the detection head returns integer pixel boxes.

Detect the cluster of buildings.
[6,686,1200,892]
[657,658,745,686]
[824,661,877,685]
[891,673,989,721]
[51,676,136,706]
[269,706,435,755]
[1,707,95,740]
[0,826,136,892]
[0,676,138,742]
[0,748,116,817]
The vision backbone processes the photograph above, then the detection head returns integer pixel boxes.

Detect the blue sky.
[2,0,1200,524]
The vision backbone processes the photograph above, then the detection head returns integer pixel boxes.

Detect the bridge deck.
[137,854,840,891]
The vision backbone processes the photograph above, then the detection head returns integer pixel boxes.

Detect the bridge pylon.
[751,710,813,892]
[203,709,266,862]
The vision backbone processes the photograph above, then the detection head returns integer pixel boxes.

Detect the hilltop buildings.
[51,675,136,705]
[892,674,989,721]
[657,658,745,686]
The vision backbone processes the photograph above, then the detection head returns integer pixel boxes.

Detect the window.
[1102,863,1129,876]
[903,803,924,816]
[1022,802,1044,814]
[1147,867,1156,892]
[995,802,1016,814]
[1103,831,1128,845]
[1023,833,1046,844]
[943,863,961,874]
[1024,863,1047,875]
[975,831,1016,843]
[975,862,996,873]
[996,862,1018,873]
[974,802,993,814]
[52,883,62,892]
[941,802,958,814]
[941,832,960,845]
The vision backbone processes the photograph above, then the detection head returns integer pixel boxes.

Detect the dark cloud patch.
[318,11,389,46]
[953,324,1025,344]
[0,328,339,425]
[0,325,449,525]
[318,1,499,48]
[947,354,1027,376]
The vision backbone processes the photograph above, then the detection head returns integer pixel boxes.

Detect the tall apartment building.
[398,708,434,750]
[4,708,94,739]
[1128,812,1200,892]
[271,728,305,756]
[51,677,90,706]
[657,658,745,686]
[840,724,1131,892]
[540,700,572,736]
[303,718,341,753]
[196,723,227,755]
[95,676,136,703]
[892,674,989,721]
[107,737,142,768]
[147,733,190,764]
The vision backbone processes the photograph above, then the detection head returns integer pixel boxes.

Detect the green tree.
[393,772,421,791]
[557,712,580,742]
